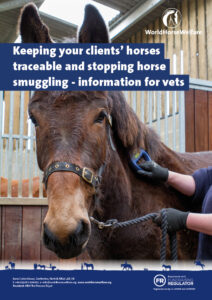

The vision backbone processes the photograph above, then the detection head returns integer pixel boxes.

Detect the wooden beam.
[185,89,195,152]
[0,198,48,206]
[110,0,166,40]
[0,0,44,12]
[197,0,207,80]
[194,89,209,151]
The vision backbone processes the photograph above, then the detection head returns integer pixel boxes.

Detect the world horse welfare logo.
[162,8,182,28]
[145,7,201,35]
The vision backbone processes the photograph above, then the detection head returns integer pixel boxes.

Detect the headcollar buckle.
[82,167,94,184]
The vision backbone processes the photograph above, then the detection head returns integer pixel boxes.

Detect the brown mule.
[18,3,212,259]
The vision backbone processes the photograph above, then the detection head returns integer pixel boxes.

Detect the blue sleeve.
[192,167,212,203]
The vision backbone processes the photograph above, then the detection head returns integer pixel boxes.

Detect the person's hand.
[154,208,189,232]
[137,161,169,182]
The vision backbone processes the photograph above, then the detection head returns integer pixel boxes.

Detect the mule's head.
[20,4,111,258]
[20,3,144,259]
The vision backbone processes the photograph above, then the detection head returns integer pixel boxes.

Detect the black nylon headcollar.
[43,162,100,190]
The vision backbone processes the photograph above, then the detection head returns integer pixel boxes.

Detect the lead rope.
[160,209,168,261]
[90,209,178,262]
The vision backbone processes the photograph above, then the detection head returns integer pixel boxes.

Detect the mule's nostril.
[43,223,58,246]
[72,220,89,245]
[75,220,85,235]
[42,220,90,259]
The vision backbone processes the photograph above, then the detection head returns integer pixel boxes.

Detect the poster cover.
[0,0,212,299]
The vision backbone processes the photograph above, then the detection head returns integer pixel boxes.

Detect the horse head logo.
[162,8,182,28]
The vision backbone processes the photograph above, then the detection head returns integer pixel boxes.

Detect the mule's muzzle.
[43,220,90,259]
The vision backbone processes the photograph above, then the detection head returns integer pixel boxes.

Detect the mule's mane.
[109,91,188,174]
[109,91,161,154]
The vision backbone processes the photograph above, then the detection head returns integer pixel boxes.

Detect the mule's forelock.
[19,3,52,43]
[78,4,109,43]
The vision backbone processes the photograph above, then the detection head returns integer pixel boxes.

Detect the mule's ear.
[19,3,52,43]
[78,4,109,43]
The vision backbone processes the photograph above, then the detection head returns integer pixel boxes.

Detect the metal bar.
[0,136,3,183]
[5,139,8,178]
[0,198,48,206]
[15,139,18,179]
[28,120,34,197]
[33,149,44,199]
[24,144,28,178]
[179,51,185,152]
[180,50,184,75]
[179,91,185,152]
[164,92,169,146]
[1,134,35,140]
[140,91,144,122]
[172,54,177,151]
[39,170,44,199]
[0,91,3,134]
[124,91,128,102]
[28,91,35,196]
[156,91,161,135]
[132,91,137,113]
[7,92,14,197]
[0,91,3,195]
[172,91,177,150]
[33,148,37,177]
[148,91,152,126]
[153,91,156,122]
[146,112,179,125]
[18,91,25,196]
[189,78,212,91]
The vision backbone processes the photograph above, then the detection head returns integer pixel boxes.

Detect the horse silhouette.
[49,263,56,270]
[34,263,56,270]
[9,262,15,269]
[194,260,205,270]
[5,262,15,270]
[121,262,133,270]
[162,264,171,271]
[84,262,94,270]
[163,9,180,28]
[37,264,46,270]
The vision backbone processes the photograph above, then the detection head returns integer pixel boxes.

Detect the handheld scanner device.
[130,149,151,172]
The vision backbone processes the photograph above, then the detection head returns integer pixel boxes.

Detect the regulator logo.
[153,274,166,287]
[162,8,182,28]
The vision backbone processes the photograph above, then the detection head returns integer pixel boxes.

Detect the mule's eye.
[95,111,107,124]
[29,114,38,127]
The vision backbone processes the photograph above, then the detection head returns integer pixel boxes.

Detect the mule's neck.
[142,126,186,173]
[98,100,188,220]
[99,148,133,221]
[98,129,187,221]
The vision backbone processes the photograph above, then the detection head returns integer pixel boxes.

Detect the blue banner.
[0,269,210,300]
[0,43,189,91]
